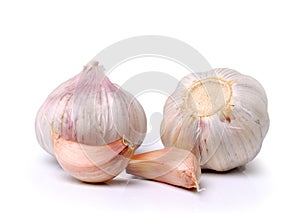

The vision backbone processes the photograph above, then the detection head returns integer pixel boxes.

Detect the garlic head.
[35,62,147,182]
[160,68,269,171]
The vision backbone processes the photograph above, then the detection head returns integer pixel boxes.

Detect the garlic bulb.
[35,61,147,182]
[160,68,269,171]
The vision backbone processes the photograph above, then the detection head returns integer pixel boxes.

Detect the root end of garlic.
[186,77,232,117]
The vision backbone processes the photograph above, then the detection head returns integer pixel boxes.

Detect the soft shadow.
[201,160,265,176]
[39,154,62,170]
[201,165,246,175]
[128,175,200,193]
[59,172,145,188]
[78,179,131,187]
[66,177,109,186]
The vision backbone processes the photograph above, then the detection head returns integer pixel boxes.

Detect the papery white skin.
[160,68,269,171]
[35,62,147,155]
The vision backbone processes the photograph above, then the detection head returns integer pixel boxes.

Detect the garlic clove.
[160,68,270,171]
[52,130,134,182]
[126,147,201,189]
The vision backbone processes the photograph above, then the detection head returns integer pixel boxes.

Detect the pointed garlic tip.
[126,147,201,189]
[161,68,270,171]
[52,131,134,183]
[87,60,99,66]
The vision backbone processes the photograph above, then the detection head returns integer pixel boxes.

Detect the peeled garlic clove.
[35,61,147,156]
[52,130,133,182]
[126,147,201,189]
[160,68,270,171]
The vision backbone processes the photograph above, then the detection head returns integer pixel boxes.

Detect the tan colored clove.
[52,131,134,183]
[126,147,201,189]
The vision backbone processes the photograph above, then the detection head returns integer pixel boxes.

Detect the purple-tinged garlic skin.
[35,62,147,156]
[160,68,269,171]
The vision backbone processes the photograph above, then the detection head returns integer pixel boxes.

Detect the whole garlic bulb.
[35,61,147,182]
[160,68,269,171]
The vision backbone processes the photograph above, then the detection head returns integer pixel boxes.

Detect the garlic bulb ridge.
[35,61,147,156]
[160,68,269,171]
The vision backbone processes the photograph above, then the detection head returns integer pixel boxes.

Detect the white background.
[0,0,299,212]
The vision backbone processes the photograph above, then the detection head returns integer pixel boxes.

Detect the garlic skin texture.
[126,147,201,189]
[52,131,134,182]
[160,68,269,171]
[35,62,146,155]
[35,62,146,182]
